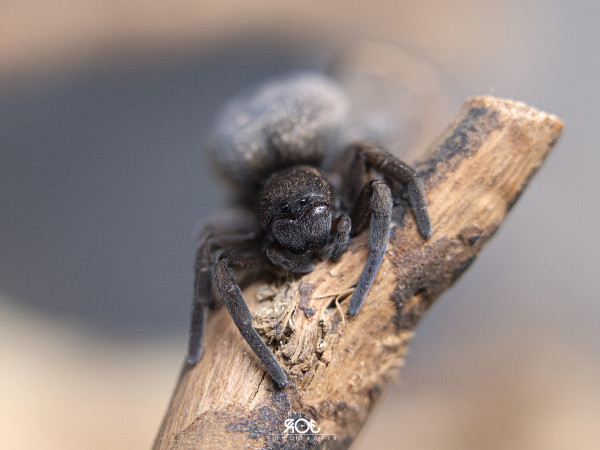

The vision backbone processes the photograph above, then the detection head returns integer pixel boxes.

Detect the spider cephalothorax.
[261,167,332,248]
[187,72,432,389]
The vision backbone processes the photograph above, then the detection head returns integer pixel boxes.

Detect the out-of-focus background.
[1,1,598,449]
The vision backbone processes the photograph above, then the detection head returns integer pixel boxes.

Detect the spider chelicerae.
[187,72,432,388]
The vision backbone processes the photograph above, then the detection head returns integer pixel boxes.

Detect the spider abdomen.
[209,72,348,189]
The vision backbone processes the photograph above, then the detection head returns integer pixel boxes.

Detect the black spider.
[187,72,432,389]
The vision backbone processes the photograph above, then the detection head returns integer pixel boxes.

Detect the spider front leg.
[266,244,314,273]
[214,249,288,388]
[341,141,433,316]
[348,141,433,238]
[347,180,393,316]
[187,212,262,366]
[330,215,351,262]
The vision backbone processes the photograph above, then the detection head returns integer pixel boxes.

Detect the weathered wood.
[154,96,563,449]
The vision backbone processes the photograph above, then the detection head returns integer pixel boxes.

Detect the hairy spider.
[187,72,432,388]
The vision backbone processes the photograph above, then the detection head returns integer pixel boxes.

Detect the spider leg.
[330,215,351,262]
[347,180,393,316]
[266,245,314,273]
[187,212,262,365]
[348,141,433,238]
[215,249,288,388]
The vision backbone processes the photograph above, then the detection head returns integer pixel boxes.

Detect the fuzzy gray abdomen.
[208,72,348,189]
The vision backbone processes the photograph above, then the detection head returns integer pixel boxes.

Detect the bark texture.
[154,96,563,449]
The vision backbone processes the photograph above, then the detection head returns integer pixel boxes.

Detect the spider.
[187,72,432,389]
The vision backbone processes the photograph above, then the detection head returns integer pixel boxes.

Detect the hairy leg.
[215,248,288,388]
[347,180,393,316]
[187,211,263,365]
[330,215,351,262]
[346,141,432,238]
[266,245,314,273]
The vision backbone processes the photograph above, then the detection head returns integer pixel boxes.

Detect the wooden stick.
[154,97,563,449]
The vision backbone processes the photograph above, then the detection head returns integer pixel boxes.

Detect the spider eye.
[281,204,291,213]
[299,198,308,205]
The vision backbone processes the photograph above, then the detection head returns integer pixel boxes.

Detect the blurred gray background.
[1,1,598,449]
